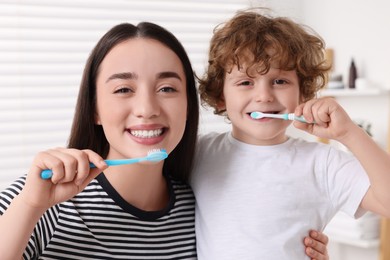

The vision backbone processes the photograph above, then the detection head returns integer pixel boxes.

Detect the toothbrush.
[40,149,168,179]
[250,111,312,123]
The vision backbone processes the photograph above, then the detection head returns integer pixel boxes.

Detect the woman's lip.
[127,129,167,145]
[126,125,167,145]
[128,124,166,130]
[129,128,164,138]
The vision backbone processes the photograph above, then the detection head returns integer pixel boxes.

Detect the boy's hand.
[293,97,357,142]
[20,148,108,210]
[304,230,329,260]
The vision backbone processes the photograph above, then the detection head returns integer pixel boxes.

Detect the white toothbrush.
[40,149,168,179]
[250,111,311,123]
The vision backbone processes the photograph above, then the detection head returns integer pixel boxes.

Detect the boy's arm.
[294,97,390,217]
[340,125,390,216]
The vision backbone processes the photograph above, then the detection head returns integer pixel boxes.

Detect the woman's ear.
[95,112,102,125]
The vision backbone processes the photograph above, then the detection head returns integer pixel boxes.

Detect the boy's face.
[221,64,300,145]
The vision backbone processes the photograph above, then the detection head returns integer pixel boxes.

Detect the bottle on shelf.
[348,58,357,89]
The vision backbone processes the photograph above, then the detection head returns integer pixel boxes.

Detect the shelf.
[329,234,380,249]
[324,212,381,249]
[319,88,389,97]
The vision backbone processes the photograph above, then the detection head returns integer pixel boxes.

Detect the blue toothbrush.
[40,149,168,179]
[250,111,312,123]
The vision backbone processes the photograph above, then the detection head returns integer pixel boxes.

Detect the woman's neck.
[103,163,169,211]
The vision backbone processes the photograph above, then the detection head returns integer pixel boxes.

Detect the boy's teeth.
[130,129,163,138]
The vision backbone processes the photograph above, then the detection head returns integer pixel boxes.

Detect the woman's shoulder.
[169,176,194,195]
[0,175,27,207]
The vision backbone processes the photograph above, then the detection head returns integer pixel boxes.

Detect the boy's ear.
[217,101,226,111]
[299,93,305,104]
[216,95,226,111]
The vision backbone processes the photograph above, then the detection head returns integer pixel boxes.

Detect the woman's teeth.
[130,129,163,138]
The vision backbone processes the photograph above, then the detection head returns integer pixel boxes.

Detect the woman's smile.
[129,128,164,138]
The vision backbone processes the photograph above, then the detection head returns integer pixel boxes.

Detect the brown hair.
[67,22,199,182]
[198,9,331,115]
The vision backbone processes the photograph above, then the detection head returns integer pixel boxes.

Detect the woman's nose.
[132,91,160,118]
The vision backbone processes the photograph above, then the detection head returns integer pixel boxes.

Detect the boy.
[191,9,390,259]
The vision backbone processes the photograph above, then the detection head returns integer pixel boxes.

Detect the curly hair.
[198,9,331,115]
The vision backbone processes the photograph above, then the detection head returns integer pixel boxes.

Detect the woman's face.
[95,38,188,160]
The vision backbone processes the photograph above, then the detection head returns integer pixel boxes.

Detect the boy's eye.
[273,79,288,85]
[238,80,253,86]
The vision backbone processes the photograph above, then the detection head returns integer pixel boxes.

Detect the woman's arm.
[304,230,329,260]
[0,148,107,260]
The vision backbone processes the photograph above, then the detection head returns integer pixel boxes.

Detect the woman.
[0,22,198,259]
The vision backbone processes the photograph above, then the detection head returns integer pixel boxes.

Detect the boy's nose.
[254,86,274,102]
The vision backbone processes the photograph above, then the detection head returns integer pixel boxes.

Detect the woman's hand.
[21,147,108,210]
[304,230,329,260]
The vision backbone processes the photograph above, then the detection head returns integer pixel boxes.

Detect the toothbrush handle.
[40,169,55,179]
[104,158,140,166]
[40,158,141,179]
[293,114,309,123]
[40,162,98,180]
[287,113,314,123]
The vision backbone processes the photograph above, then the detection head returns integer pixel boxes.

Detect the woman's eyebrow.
[157,71,182,81]
[106,72,137,83]
[105,71,182,83]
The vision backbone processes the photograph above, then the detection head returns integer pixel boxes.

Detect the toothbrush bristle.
[250,112,261,119]
[146,149,168,162]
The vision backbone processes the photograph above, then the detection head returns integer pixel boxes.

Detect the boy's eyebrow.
[106,71,182,83]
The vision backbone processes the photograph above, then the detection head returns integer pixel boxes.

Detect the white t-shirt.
[191,132,370,260]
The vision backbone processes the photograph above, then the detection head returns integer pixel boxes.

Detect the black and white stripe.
[0,174,197,259]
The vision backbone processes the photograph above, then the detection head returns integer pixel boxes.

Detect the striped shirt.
[0,174,197,259]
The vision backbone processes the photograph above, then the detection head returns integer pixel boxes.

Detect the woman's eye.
[159,86,177,93]
[114,87,132,94]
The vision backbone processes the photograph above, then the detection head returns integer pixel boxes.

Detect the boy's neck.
[231,130,289,146]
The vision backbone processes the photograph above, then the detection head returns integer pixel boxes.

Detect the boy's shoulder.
[289,137,331,150]
[196,131,230,157]
[288,137,351,161]
[198,131,228,143]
